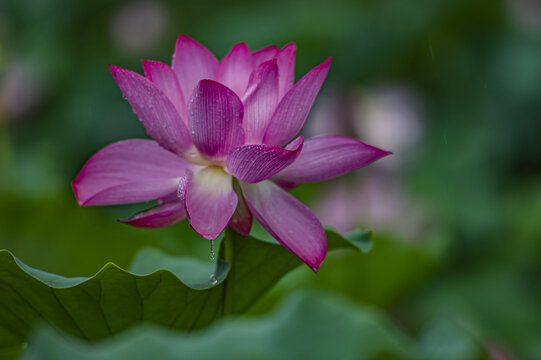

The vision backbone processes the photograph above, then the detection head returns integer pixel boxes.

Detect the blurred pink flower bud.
[354,85,424,170]
[110,1,168,55]
[0,61,43,121]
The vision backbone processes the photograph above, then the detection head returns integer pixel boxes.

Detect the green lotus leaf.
[0,229,370,358]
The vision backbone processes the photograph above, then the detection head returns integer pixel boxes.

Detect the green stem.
[221,227,235,315]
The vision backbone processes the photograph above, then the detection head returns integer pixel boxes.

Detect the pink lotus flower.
[73,35,390,271]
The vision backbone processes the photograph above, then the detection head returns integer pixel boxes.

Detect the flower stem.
[221,227,235,315]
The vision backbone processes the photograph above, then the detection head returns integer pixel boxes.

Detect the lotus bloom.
[73,35,390,271]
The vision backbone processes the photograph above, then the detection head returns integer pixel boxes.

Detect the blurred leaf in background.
[20,291,421,360]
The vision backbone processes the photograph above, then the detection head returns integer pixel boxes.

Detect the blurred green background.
[1,0,540,358]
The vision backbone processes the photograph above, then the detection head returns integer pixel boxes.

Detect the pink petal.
[73,140,194,206]
[226,136,304,183]
[263,58,331,147]
[241,180,327,272]
[110,65,192,155]
[252,45,279,67]
[119,198,186,228]
[229,185,253,236]
[242,59,279,144]
[142,60,187,122]
[276,135,391,185]
[172,34,219,101]
[216,42,254,97]
[271,178,298,190]
[188,80,245,162]
[185,167,238,239]
[275,43,296,98]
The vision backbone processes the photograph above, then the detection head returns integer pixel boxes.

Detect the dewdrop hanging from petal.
[72,35,391,272]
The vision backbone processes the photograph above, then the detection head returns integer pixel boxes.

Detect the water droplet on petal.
[209,274,218,285]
